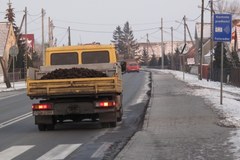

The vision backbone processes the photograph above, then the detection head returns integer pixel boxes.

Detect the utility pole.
[24,7,27,79]
[25,7,27,34]
[68,26,71,46]
[48,17,51,47]
[48,17,54,47]
[42,8,45,65]
[199,0,204,80]
[183,15,186,45]
[146,33,149,59]
[186,24,195,46]
[171,27,174,69]
[183,15,187,80]
[161,18,164,69]
[210,0,214,80]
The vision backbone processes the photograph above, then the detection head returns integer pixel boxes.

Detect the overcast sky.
[0,0,236,46]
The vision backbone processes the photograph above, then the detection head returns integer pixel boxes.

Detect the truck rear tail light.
[96,101,116,108]
[32,103,53,110]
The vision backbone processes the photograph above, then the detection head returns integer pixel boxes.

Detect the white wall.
[0,75,3,82]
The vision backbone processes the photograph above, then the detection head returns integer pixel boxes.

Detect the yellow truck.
[27,44,123,131]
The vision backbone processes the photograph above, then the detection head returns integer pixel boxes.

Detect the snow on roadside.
[155,69,240,128]
[0,81,26,92]
[150,69,240,158]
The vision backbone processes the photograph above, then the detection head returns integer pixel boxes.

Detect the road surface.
[0,71,150,160]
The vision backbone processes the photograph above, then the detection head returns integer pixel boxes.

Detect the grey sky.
[0,0,235,45]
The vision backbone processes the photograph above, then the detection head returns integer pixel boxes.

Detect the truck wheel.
[101,122,117,128]
[109,122,117,127]
[101,122,109,128]
[38,124,46,131]
[117,107,123,122]
[46,124,55,131]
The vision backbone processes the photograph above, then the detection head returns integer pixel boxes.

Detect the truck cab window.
[82,51,110,64]
[51,52,78,65]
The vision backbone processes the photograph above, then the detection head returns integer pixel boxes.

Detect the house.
[231,19,240,56]
[0,22,17,82]
[194,22,212,65]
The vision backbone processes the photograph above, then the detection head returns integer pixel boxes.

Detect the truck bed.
[27,77,122,99]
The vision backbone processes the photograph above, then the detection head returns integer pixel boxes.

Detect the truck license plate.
[33,110,54,116]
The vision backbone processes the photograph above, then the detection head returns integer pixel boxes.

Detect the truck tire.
[117,107,123,122]
[109,122,117,127]
[101,122,117,128]
[117,94,123,122]
[38,124,46,131]
[101,122,108,128]
[46,124,55,130]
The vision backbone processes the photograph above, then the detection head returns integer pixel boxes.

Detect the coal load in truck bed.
[40,68,108,80]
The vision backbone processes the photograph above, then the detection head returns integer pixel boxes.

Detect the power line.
[138,28,160,41]
[53,19,168,26]
[27,12,41,17]
[134,27,160,32]
[54,26,113,33]
[28,27,41,32]
[28,15,41,25]
[186,15,201,22]
[174,19,183,30]
[57,30,68,46]
[54,25,160,34]
[54,19,117,26]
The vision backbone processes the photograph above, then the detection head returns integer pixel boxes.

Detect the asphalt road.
[0,71,150,160]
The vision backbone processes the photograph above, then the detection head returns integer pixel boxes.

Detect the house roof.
[186,45,196,58]
[195,23,211,39]
[0,22,11,57]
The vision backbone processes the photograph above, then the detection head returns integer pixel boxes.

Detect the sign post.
[9,45,19,89]
[213,14,232,105]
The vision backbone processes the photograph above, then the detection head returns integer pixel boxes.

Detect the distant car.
[126,62,140,72]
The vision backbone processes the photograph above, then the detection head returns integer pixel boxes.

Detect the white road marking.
[0,145,34,160]
[0,112,32,129]
[36,144,81,160]
[0,92,25,100]
[91,142,112,158]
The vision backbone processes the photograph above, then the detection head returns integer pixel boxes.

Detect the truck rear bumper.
[33,108,116,116]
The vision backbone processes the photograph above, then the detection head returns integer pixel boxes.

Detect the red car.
[126,62,140,72]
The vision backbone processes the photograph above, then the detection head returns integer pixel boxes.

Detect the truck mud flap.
[99,112,117,123]
[35,115,54,124]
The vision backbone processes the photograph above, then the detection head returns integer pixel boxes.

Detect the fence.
[8,68,26,82]
[188,65,240,87]
[230,68,240,87]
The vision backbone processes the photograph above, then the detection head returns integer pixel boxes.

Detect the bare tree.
[215,0,240,19]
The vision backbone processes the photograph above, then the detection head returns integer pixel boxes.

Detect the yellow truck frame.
[27,44,123,131]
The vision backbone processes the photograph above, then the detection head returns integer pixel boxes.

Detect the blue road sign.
[213,14,232,42]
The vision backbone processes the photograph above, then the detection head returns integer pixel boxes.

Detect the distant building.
[231,19,240,57]
[0,22,17,82]
[137,41,193,58]
[194,22,212,65]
